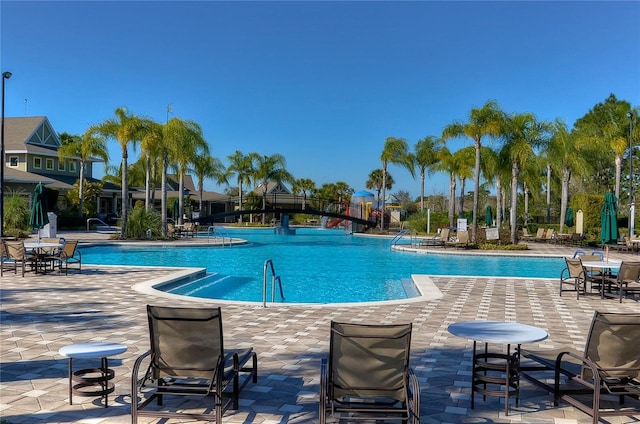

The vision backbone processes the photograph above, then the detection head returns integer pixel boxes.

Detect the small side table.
[59,342,128,408]
[448,321,548,415]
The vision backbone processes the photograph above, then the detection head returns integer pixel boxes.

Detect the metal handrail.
[207,225,231,246]
[263,259,284,307]
[86,218,118,232]
[389,229,410,248]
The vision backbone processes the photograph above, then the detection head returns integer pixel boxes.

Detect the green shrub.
[3,190,31,238]
[125,205,162,239]
[405,211,448,235]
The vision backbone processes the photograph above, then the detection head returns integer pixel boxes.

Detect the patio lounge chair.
[559,257,588,298]
[1,240,36,277]
[533,228,546,242]
[603,261,640,303]
[319,321,420,424]
[446,230,469,249]
[131,305,258,424]
[521,311,640,424]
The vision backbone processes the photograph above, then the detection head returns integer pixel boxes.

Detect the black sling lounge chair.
[131,305,257,424]
[522,311,640,424]
[319,321,420,424]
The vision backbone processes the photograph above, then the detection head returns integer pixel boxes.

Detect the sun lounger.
[521,311,640,424]
[131,305,258,423]
[319,321,420,424]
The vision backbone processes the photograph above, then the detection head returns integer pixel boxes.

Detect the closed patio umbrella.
[565,207,574,227]
[485,205,493,226]
[600,192,618,245]
[172,198,179,220]
[29,183,49,236]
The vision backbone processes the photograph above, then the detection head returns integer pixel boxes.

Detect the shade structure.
[565,207,574,227]
[29,183,49,231]
[600,192,618,245]
[352,190,375,198]
[485,205,493,226]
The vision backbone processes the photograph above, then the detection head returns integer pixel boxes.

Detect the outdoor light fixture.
[627,111,635,236]
[1,71,12,239]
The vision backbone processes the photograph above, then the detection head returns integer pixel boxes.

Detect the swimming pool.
[80,228,565,304]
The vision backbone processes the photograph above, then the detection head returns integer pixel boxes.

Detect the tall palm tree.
[193,154,226,216]
[139,120,164,210]
[545,119,591,233]
[252,154,292,224]
[226,151,257,224]
[453,146,475,218]
[291,178,316,210]
[500,112,550,243]
[380,137,414,230]
[165,117,209,225]
[442,101,504,241]
[414,136,443,212]
[95,107,147,238]
[58,130,109,218]
[433,147,457,227]
[366,169,394,203]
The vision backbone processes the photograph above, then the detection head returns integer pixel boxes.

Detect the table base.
[68,357,114,408]
[471,342,520,415]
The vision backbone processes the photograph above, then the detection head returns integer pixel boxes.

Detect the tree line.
[60,94,637,241]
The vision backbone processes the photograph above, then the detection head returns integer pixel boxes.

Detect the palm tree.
[165,117,209,225]
[414,136,444,212]
[545,119,591,233]
[366,169,394,203]
[95,107,148,238]
[193,154,226,216]
[139,120,164,210]
[226,151,257,224]
[291,178,316,210]
[252,154,292,224]
[500,112,550,243]
[380,137,414,230]
[442,101,504,241]
[58,130,109,218]
[453,146,475,218]
[433,147,457,227]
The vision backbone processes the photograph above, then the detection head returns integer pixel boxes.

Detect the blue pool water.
[80,228,565,303]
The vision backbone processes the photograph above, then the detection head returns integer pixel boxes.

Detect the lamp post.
[1,71,12,239]
[628,111,635,236]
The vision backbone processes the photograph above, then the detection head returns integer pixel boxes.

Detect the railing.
[389,229,410,248]
[207,225,231,246]
[263,259,284,307]
[86,218,119,233]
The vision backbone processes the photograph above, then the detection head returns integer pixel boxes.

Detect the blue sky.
[2,1,639,199]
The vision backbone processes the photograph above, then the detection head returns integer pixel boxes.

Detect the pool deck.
[1,231,640,423]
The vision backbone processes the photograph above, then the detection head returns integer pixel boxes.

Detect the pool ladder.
[263,259,284,307]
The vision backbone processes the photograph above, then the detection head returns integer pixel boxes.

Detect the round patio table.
[448,321,548,415]
[59,342,128,408]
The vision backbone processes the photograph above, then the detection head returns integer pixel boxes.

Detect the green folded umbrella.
[565,207,574,227]
[485,205,493,226]
[29,183,49,230]
[600,192,618,245]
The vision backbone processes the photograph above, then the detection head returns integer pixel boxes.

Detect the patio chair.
[446,230,469,249]
[533,228,546,242]
[51,240,81,274]
[1,240,36,277]
[544,228,556,243]
[131,305,257,424]
[521,311,640,424]
[439,228,450,246]
[319,321,420,424]
[603,261,640,303]
[559,257,588,298]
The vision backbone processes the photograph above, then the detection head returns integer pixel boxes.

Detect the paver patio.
[1,234,639,423]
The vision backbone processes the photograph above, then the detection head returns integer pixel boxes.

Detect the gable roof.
[4,117,61,156]
[252,181,292,195]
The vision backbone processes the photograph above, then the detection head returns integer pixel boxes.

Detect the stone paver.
[1,232,639,423]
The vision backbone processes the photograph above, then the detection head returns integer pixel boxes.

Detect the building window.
[46,158,54,170]
[34,157,42,169]
[69,161,77,172]
[58,160,65,171]
[9,156,18,167]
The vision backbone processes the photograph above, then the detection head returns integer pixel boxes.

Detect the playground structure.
[320,191,378,231]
